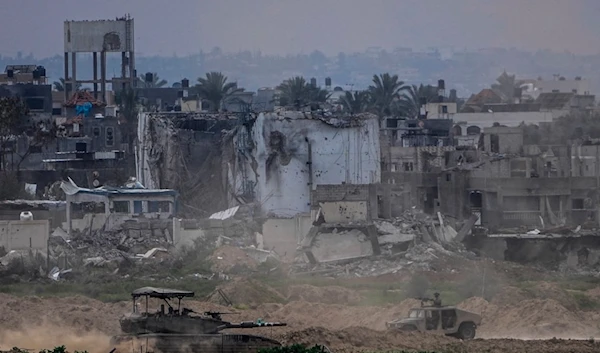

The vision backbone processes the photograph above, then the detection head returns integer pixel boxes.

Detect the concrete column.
[71,52,77,91]
[66,199,72,237]
[93,52,98,99]
[101,51,107,103]
[121,52,127,90]
[63,52,69,102]
[129,50,136,88]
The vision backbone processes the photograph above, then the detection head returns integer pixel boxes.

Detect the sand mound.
[491,286,530,306]
[482,298,594,339]
[0,294,128,335]
[0,324,111,352]
[285,285,364,305]
[254,299,421,331]
[208,278,286,306]
[210,246,257,273]
[585,286,600,298]
[533,282,579,310]
[277,326,454,352]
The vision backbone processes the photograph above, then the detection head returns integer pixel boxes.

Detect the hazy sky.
[1,0,599,57]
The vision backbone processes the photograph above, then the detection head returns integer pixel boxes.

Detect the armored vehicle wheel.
[457,322,476,340]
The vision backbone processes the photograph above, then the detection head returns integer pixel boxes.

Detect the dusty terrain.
[1,279,600,353]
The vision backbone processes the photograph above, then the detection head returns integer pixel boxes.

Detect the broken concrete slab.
[243,246,278,263]
[378,233,415,245]
[308,228,374,263]
[373,221,416,245]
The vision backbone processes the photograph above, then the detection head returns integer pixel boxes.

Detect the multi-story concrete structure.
[439,126,600,231]
[228,111,381,217]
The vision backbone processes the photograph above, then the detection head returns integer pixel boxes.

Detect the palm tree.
[368,73,408,118]
[53,78,81,92]
[491,71,517,102]
[138,73,168,88]
[196,72,244,112]
[276,76,331,107]
[396,84,438,119]
[339,90,370,114]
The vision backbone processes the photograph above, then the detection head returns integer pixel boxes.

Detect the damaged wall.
[229,111,381,217]
[0,220,49,252]
[262,215,312,262]
[136,112,239,216]
[311,184,378,222]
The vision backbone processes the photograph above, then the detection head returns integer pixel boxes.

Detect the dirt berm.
[1,283,600,353]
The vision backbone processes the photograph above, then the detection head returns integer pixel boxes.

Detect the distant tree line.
[53,70,463,121]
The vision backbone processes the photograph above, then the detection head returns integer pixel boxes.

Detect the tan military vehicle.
[386,305,482,340]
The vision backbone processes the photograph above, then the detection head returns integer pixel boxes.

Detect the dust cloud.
[0,322,111,352]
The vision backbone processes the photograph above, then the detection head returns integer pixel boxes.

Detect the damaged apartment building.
[0,64,128,195]
[136,109,383,262]
[435,126,600,267]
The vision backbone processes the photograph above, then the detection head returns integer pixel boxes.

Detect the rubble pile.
[292,243,474,278]
[49,219,174,267]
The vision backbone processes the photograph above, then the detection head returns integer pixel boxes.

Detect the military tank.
[111,287,287,353]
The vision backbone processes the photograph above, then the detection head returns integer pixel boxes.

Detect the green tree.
[53,78,81,92]
[138,72,168,88]
[339,90,370,114]
[276,76,330,107]
[196,71,244,112]
[396,84,438,119]
[368,73,408,118]
[491,70,518,103]
[0,97,29,171]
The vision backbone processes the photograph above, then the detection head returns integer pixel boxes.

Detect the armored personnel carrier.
[111,287,287,353]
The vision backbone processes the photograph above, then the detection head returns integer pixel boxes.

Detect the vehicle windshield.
[408,309,424,318]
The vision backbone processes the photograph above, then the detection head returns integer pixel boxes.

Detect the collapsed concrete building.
[136,111,240,216]
[136,110,383,262]
[225,111,382,262]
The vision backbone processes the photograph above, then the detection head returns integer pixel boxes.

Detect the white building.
[228,111,381,217]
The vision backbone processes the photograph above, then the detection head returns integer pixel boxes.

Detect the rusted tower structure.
[63,15,135,102]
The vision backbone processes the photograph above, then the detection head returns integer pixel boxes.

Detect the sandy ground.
[2,281,600,352]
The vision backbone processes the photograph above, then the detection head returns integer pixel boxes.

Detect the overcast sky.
[1,0,599,57]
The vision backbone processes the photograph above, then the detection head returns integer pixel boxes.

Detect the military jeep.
[386,306,482,340]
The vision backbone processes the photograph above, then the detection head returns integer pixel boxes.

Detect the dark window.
[105,127,114,147]
[466,126,481,135]
[28,145,42,153]
[113,201,129,213]
[25,97,44,111]
[470,191,483,208]
[52,108,62,115]
[133,201,143,214]
[490,134,500,153]
[446,173,451,181]
[386,119,398,128]
[93,127,101,137]
[572,199,585,210]
[148,201,171,213]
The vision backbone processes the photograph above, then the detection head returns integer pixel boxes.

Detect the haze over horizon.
[1,0,599,58]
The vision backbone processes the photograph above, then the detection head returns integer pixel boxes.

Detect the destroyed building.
[227,111,381,217]
[136,111,240,216]
[223,110,381,261]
